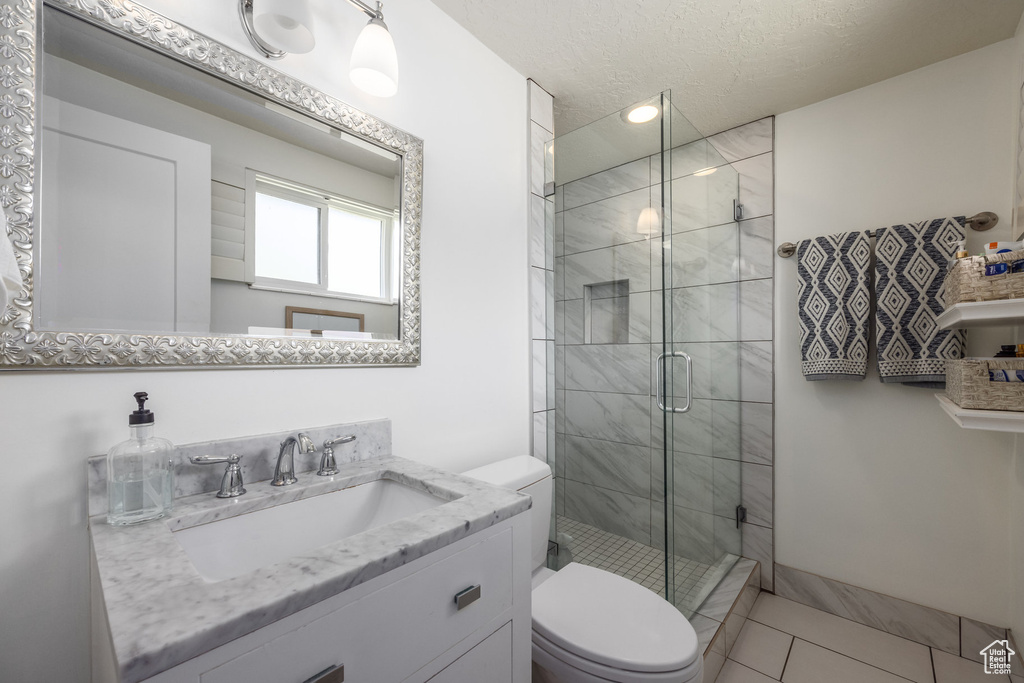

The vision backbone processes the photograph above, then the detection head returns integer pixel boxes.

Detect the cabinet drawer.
[202,527,513,683]
[426,622,512,683]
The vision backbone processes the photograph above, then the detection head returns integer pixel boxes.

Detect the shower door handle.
[656,351,692,414]
[676,350,692,413]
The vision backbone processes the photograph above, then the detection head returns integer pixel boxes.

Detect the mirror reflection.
[38,7,403,341]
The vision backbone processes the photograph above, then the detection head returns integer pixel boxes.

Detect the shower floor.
[556,516,730,615]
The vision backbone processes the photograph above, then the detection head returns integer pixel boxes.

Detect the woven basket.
[944,249,1024,306]
[946,358,1024,411]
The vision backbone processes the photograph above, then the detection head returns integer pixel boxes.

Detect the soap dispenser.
[107,392,175,526]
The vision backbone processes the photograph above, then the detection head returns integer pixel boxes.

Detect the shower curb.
[696,558,761,681]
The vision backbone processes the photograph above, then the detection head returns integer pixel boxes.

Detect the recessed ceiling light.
[626,105,659,123]
[694,167,717,176]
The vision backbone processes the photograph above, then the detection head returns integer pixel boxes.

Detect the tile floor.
[556,516,729,614]
[717,593,1022,683]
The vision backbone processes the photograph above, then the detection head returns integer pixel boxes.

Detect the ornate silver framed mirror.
[0,0,422,369]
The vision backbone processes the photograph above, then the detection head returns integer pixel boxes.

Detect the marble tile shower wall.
[553,117,776,590]
[528,80,556,467]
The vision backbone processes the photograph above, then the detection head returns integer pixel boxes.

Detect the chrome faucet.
[272,433,315,486]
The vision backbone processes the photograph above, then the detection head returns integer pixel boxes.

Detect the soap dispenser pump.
[106,392,175,526]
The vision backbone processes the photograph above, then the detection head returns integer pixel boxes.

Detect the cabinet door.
[39,96,212,333]
[426,623,512,683]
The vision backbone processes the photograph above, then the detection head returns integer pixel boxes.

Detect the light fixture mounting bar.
[345,0,385,21]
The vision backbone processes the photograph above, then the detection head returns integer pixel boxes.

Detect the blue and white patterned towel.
[874,217,966,386]
[796,232,872,380]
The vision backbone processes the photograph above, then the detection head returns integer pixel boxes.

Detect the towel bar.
[776,211,998,258]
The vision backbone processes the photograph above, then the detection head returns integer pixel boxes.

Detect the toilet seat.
[531,563,702,682]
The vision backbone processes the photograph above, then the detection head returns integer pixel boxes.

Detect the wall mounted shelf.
[936,299,1024,329]
[935,393,1024,432]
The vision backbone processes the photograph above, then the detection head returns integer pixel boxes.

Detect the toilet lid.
[531,563,699,673]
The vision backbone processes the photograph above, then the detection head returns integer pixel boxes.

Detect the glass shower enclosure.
[551,91,742,616]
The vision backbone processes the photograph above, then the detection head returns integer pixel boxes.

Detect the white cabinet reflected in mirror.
[38,4,402,342]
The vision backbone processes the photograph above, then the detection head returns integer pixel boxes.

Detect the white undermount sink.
[173,478,448,582]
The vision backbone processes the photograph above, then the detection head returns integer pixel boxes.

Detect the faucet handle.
[189,454,246,498]
[324,435,356,449]
[189,454,241,466]
[317,435,356,477]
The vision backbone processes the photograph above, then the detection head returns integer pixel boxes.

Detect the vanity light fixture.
[693,167,717,176]
[637,207,661,236]
[239,0,400,98]
[626,104,659,124]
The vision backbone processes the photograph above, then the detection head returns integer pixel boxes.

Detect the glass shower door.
[660,93,742,615]
[550,90,741,619]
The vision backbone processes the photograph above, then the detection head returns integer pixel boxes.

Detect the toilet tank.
[462,455,551,572]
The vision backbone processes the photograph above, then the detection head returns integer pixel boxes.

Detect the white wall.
[1013,440,1024,641]
[46,55,399,206]
[0,1,530,680]
[775,41,1017,626]
[1011,14,1024,647]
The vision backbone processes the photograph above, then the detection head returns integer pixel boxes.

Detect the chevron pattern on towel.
[796,231,872,380]
[874,216,966,385]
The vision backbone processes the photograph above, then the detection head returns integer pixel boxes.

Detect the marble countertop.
[89,455,531,683]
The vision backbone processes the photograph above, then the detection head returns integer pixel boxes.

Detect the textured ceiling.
[429,0,1024,136]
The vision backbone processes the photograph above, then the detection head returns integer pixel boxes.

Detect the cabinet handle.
[302,664,344,683]
[454,584,481,611]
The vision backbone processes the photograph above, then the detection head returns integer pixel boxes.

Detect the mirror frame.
[0,0,422,369]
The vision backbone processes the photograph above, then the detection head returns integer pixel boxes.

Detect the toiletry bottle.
[985,240,1024,255]
[107,392,174,526]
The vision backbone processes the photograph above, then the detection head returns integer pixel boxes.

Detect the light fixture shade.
[350,18,399,97]
[637,207,661,236]
[253,0,315,54]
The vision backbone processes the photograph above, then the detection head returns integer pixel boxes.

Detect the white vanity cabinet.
[96,514,531,683]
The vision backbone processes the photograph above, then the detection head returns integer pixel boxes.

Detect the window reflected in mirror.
[254,190,321,286]
[252,174,398,303]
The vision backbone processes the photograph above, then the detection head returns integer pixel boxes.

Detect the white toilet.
[464,456,703,683]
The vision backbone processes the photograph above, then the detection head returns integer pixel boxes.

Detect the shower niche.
[583,280,631,344]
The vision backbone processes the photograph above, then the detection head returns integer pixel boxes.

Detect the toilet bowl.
[463,456,703,683]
